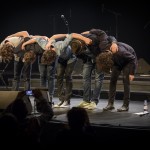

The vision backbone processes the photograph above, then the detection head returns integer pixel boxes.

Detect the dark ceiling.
[0,0,150,63]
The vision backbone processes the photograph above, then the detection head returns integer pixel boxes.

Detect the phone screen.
[26,90,33,96]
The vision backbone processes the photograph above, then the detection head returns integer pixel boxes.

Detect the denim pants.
[38,59,57,96]
[108,64,130,107]
[82,60,104,104]
[56,60,77,103]
[12,60,32,91]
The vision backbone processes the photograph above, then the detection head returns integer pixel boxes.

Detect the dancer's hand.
[110,43,118,53]
[129,75,135,81]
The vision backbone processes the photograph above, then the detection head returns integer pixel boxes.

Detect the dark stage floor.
[52,98,150,129]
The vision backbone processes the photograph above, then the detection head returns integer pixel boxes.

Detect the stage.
[0,93,150,128]
[43,98,150,146]
[52,98,150,128]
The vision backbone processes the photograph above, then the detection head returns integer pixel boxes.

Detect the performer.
[0,31,35,91]
[69,28,118,110]
[22,33,91,105]
[96,42,138,111]
[54,46,77,108]
[22,35,58,101]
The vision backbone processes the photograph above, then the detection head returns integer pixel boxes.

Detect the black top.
[77,29,117,62]
[113,42,138,75]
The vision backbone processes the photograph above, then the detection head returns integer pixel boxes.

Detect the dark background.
[0,0,150,73]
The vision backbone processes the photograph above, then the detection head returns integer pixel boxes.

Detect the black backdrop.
[0,0,150,73]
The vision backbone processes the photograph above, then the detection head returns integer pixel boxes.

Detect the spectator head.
[67,107,90,130]
[5,96,30,121]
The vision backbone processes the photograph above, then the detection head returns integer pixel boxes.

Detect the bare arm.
[32,35,48,39]
[45,34,67,50]
[81,31,90,34]
[71,33,92,45]
[7,31,29,38]
[46,33,92,50]
[49,34,67,40]
[49,33,92,44]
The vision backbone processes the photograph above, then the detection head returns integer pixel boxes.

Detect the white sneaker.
[60,101,70,108]
[53,101,64,108]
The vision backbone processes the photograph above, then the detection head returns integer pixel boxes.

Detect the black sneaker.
[103,104,115,111]
[117,106,129,112]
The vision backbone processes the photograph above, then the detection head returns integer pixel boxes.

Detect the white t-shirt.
[0,37,23,48]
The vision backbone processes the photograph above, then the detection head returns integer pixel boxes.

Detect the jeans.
[38,58,57,96]
[82,60,104,104]
[57,59,77,103]
[108,64,130,107]
[12,60,32,91]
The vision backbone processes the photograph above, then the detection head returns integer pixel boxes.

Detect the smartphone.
[26,90,33,96]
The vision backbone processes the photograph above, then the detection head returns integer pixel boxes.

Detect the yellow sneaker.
[77,101,90,108]
[84,102,97,110]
